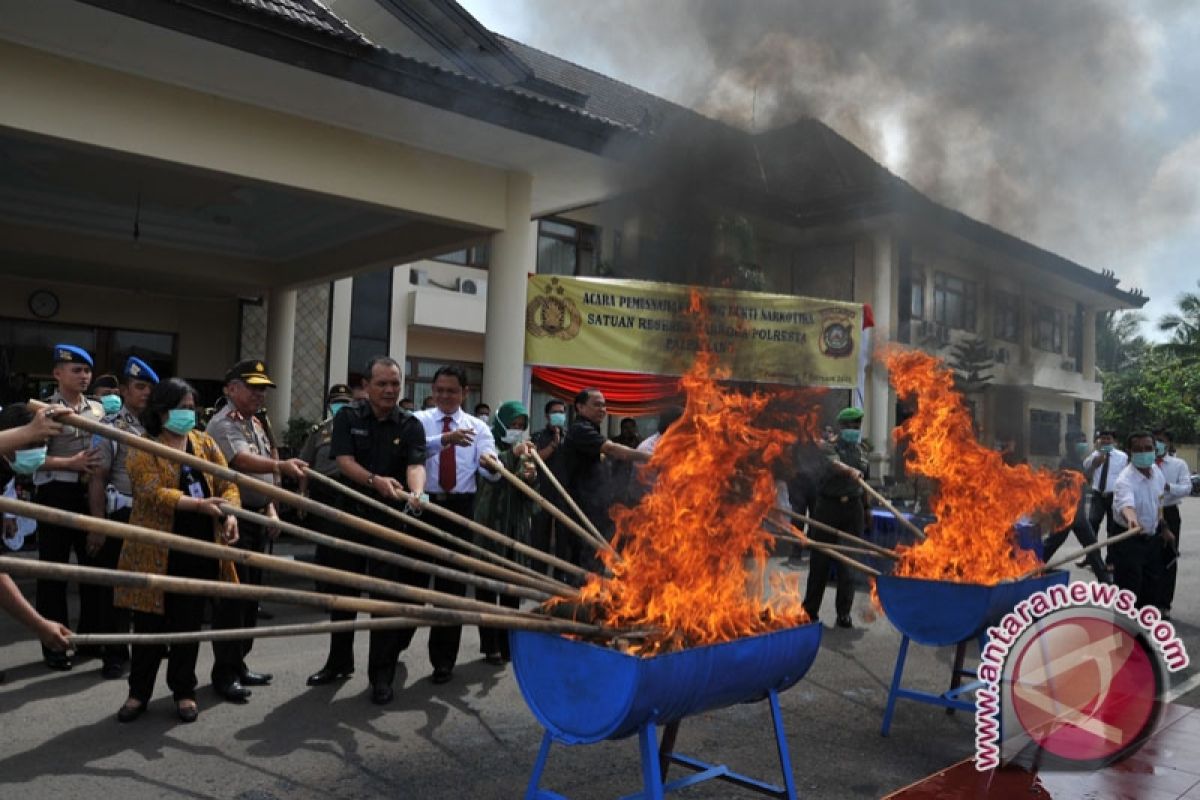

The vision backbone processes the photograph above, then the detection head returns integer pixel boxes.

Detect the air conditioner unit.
[460,278,487,297]
[994,347,1009,364]
[410,269,430,286]
[1061,359,1076,371]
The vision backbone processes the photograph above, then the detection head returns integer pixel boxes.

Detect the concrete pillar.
[389,264,412,391]
[327,278,352,386]
[1081,308,1097,381]
[867,230,897,478]
[1082,401,1096,439]
[265,286,297,427]
[482,172,535,405]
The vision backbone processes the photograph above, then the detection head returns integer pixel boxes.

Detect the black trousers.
[428,493,475,672]
[34,481,89,659]
[1161,505,1182,611]
[314,530,422,687]
[1110,533,1167,609]
[803,497,863,620]
[1043,510,1109,583]
[1088,492,1118,543]
[128,592,206,703]
[211,520,265,685]
[77,506,132,667]
[477,583,520,660]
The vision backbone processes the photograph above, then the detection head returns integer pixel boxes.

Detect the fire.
[883,347,1083,584]
[576,294,819,655]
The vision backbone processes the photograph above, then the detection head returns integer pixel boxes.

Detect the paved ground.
[1,498,1197,799]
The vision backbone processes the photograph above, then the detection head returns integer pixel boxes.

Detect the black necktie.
[1098,454,1110,494]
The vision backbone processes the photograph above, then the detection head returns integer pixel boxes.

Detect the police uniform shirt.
[818,439,868,499]
[561,418,611,520]
[300,416,341,478]
[35,391,104,485]
[94,406,145,496]
[206,403,277,509]
[330,400,426,494]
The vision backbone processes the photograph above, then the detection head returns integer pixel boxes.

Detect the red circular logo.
[1008,613,1161,766]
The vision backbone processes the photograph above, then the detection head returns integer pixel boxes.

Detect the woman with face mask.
[472,400,537,665]
[113,378,242,724]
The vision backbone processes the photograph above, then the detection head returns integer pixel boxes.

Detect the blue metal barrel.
[510,623,822,745]
[875,571,1069,647]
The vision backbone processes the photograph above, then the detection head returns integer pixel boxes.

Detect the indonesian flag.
[854,303,875,409]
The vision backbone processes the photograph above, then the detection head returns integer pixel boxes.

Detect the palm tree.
[1158,279,1200,364]
[1095,310,1148,373]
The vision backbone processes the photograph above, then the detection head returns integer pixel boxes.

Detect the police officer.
[298,383,362,687]
[802,406,870,629]
[33,344,105,670]
[85,356,160,678]
[328,356,427,704]
[205,359,307,702]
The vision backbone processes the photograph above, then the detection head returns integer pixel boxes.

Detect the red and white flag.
[854,304,875,409]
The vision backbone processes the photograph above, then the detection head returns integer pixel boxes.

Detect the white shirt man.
[1084,446,1129,495]
[1113,463,1167,536]
[416,406,499,495]
[1158,452,1192,511]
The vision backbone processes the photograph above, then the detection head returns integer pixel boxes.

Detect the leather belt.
[431,492,473,502]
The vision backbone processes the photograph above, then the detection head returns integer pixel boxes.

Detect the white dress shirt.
[1084,448,1129,494]
[1158,454,1192,508]
[415,406,499,494]
[1113,464,1168,534]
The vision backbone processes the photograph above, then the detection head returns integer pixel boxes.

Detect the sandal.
[117,698,145,723]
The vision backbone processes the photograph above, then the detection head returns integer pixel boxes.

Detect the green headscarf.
[490,400,529,448]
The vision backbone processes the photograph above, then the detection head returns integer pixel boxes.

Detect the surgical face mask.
[8,446,47,475]
[548,412,566,428]
[1131,451,1156,469]
[1155,441,1167,457]
[329,402,348,417]
[497,416,527,446]
[1074,442,1090,458]
[1100,444,1114,454]
[100,395,123,415]
[164,408,196,435]
[840,428,861,444]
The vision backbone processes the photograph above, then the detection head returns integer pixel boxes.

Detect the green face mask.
[1131,451,1155,469]
[840,428,861,444]
[9,446,47,475]
[329,402,348,417]
[1074,442,1090,458]
[100,395,123,415]
[164,408,196,435]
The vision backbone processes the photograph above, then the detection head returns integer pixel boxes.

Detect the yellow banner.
[524,275,861,388]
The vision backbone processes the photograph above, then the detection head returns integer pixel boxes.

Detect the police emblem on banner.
[526,277,582,340]
[818,308,854,358]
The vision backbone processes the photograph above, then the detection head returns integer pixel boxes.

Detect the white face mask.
[496,415,528,446]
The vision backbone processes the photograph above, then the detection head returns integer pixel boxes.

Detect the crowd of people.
[0,343,1193,725]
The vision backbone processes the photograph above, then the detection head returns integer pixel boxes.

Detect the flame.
[883,347,1083,584]
[576,292,819,655]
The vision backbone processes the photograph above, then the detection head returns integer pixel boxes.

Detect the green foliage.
[948,336,995,394]
[1098,348,1199,441]
[283,416,315,453]
[1157,278,1200,366]
[1095,310,1148,373]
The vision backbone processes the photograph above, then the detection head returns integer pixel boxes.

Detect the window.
[1065,304,1083,370]
[992,291,1020,343]
[537,218,598,276]
[933,272,977,331]
[1032,303,1063,353]
[1029,409,1062,457]
[348,268,392,375]
[910,275,925,320]
[433,244,489,268]
[405,358,484,411]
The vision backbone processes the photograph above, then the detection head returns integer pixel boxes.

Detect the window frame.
[1032,303,1064,354]
[932,271,977,331]
[1029,409,1062,457]
[992,290,1021,343]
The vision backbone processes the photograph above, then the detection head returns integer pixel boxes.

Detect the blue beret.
[53,344,93,367]
[123,356,160,384]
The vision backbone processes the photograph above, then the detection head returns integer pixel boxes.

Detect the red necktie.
[440,416,457,493]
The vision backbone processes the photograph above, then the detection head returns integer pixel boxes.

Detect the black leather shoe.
[44,652,72,671]
[239,669,273,686]
[215,681,252,703]
[483,653,505,666]
[117,700,146,723]
[835,615,853,629]
[307,665,354,686]
[431,667,453,685]
[177,701,199,723]
[101,661,128,680]
[370,683,394,705]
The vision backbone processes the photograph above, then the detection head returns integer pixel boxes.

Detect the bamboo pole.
[221,503,569,600]
[855,478,928,542]
[305,468,590,581]
[775,506,901,560]
[28,401,565,596]
[0,495,550,619]
[528,448,614,554]
[1017,526,1142,580]
[482,453,608,562]
[70,618,425,647]
[0,557,619,638]
[762,521,881,577]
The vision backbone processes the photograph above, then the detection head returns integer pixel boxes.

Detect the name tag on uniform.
[351,428,369,436]
[187,481,205,500]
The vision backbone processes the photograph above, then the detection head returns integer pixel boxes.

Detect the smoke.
[491,0,1198,287]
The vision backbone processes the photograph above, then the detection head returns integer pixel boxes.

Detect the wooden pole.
[482,454,608,561]
[0,495,549,618]
[70,617,424,647]
[1017,526,1142,580]
[28,401,563,596]
[762,520,882,577]
[305,468,590,581]
[0,557,620,638]
[221,503,571,600]
[528,448,615,554]
[775,506,901,559]
[856,478,927,541]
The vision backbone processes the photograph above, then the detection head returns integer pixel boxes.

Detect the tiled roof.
[221,0,371,46]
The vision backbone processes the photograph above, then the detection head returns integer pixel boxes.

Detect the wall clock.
[28,289,60,319]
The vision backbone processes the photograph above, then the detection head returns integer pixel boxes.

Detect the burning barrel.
[511,622,822,798]
[875,571,1069,735]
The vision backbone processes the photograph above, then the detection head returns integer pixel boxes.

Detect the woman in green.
[475,400,537,665]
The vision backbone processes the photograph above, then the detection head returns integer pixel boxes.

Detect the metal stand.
[524,689,798,800]
[880,635,984,736]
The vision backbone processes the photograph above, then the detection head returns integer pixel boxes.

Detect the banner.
[524,275,862,388]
